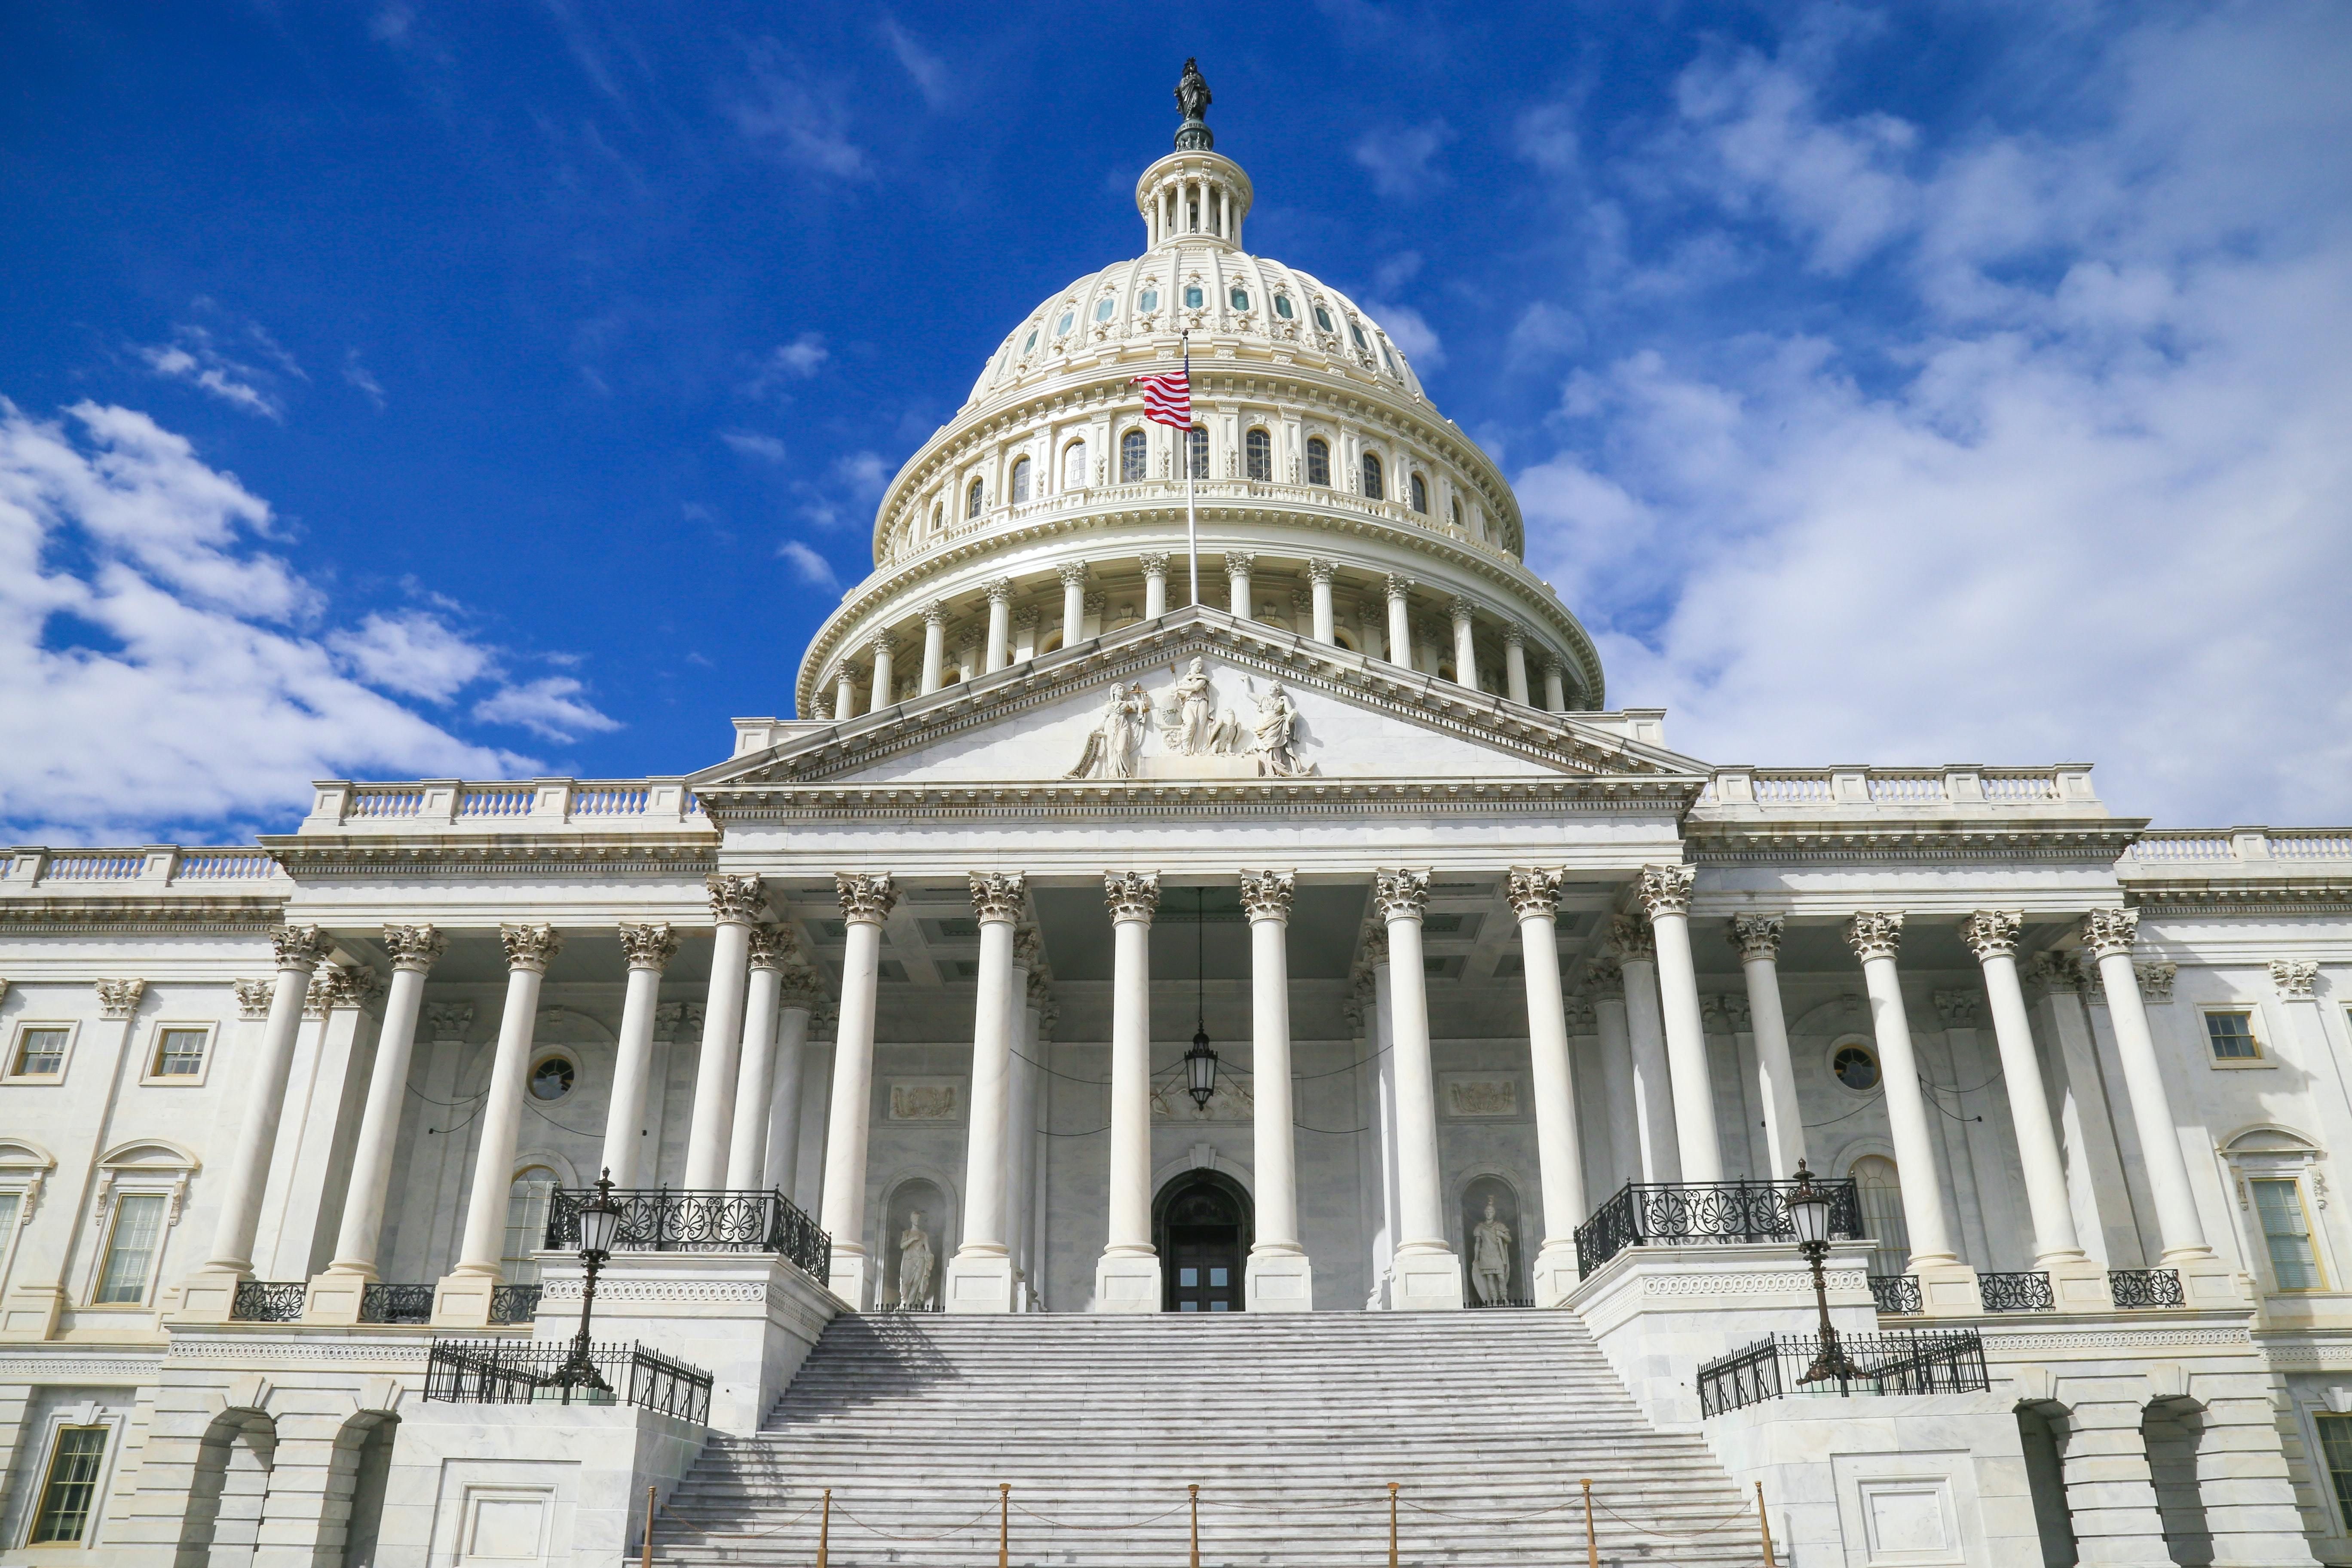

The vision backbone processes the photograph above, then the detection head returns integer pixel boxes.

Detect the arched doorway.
[1851,1155,1910,1276]
[1153,1170,1253,1312]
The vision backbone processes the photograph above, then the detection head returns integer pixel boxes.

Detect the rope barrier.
[1009,1499,1193,1530]
[1593,1497,1758,1539]
[830,1500,996,1541]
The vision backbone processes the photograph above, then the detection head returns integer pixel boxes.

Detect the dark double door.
[1158,1172,1250,1312]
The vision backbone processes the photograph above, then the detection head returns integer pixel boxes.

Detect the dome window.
[1055,311,1075,336]
[1094,298,1116,322]
[1306,437,1330,487]
[1361,451,1385,500]
[1450,497,1463,530]
[1245,428,1271,482]
[1350,323,1370,352]
[1184,285,1205,309]
[1063,440,1088,490]
[1410,473,1428,514]
[1121,429,1148,483]
[1022,328,1038,354]
[930,501,943,533]
[1381,343,1398,375]
[1274,294,1294,320]
[1139,288,1159,312]
[967,477,985,518]
[1185,426,1209,481]
[1230,287,1249,311]
[1313,304,1334,331]
[1010,457,1032,504]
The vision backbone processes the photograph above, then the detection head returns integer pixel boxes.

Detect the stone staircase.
[654,1310,1767,1566]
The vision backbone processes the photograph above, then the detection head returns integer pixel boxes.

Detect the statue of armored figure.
[1469,1197,1513,1306]
[897,1211,935,1310]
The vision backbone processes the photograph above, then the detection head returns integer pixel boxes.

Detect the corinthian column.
[1139,553,1170,620]
[602,922,678,1188]
[1378,869,1462,1308]
[2083,908,2219,1277]
[1058,561,1089,646]
[983,578,1014,672]
[1384,576,1414,670]
[1729,916,1804,1176]
[1241,871,1311,1311]
[725,925,791,1189]
[1307,560,1336,643]
[1611,916,1680,1183]
[683,875,765,1189]
[821,873,897,1308]
[1507,869,1586,1305]
[1502,625,1530,705]
[919,603,948,695]
[317,925,444,1300]
[1638,865,1721,1183]
[438,924,562,1323]
[867,638,895,711]
[1225,552,1254,619]
[949,873,1027,1313]
[763,968,825,1197]
[1096,872,1163,1311]
[1449,597,1479,689]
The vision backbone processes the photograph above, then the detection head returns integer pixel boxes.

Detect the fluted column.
[1638,865,1721,1182]
[834,665,859,722]
[762,969,824,1197]
[443,925,562,1317]
[1007,965,1047,1308]
[1848,912,1977,1312]
[867,639,895,711]
[1140,553,1170,620]
[724,926,791,1190]
[1586,957,1640,1192]
[821,873,897,1307]
[983,578,1014,672]
[199,926,331,1285]
[919,603,948,694]
[1508,870,1587,1305]
[1729,916,1804,1176]
[1959,912,2107,1306]
[1225,552,1254,619]
[598,923,677,1188]
[2083,908,2216,1271]
[1384,576,1413,670]
[320,925,443,1289]
[949,873,1027,1312]
[683,874,765,1189]
[1058,562,1089,646]
[1449,598,1478,689]
[1502,625,1529,705]
[1307,560,1336,643]
[1240,871,1311,1311]
[1096,872,1163,1311]
[1378,869,1462,1309]
[1541,658,1567,713]
[1612,917,1681,1182]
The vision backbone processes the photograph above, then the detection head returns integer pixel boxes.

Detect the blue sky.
[3,2,2348,843]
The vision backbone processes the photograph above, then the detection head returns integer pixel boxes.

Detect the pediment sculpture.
[1066,658,1316,779]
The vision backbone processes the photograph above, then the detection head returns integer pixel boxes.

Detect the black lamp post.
[1784,1160,1860,1386]
[1185,888,1218,1108]
[551,1168,623,1398]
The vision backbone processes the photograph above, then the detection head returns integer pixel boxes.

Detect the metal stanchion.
[640,1484,655,1568]
[1387,1481,1400,1568]
[1756,1480,1776,1565]
[1583,1477,1598,1568]
[817,1488,830,1568]
[999,1482,1010,1568]
[1189,1482,1200,1568]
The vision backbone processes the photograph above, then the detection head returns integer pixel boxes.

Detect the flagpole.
[1182,331,1198,606]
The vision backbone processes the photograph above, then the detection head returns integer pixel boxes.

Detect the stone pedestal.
[1094,1253,1161,1313]
[431,1270,496,1329]
[827,1248,874,1313]
[1390,1246,1465,1311]
[944,1251,1017,1314]
[1245,1250,1312,1312]
[2046,1255,2113,1312]
[1532,1240,1580,1310]
[303,1265,373,1324]
[169,1269,242,1326]
[2177,1251,2254,1308]
[1916,1259,1984,1318]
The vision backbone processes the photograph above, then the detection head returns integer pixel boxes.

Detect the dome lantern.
[1136,60,1251,252]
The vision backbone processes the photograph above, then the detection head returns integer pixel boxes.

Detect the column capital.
[1505,867,1562,919]
[305,965,378,1018]
[1358,925,1391,967]
[2135,960,2177,1001]
[863,634,896,661]
[2271,958,2319,1000]
[1013,606,1041,632]
[1728,913,1784,961]
[1541,655,1568,677]
[1447,595,1474,625]
[426,1000,474,1038]
[94,978,147,1020]
[1373,868,1432,923]
[985,576,1015,605]
[1306,558,1336,585]
[383,924,448,974]
[1084,590,1107,616]
[922,600,950,627]
[271,924,332,972]
[234,979,275,1020]
[836,872,899,925]
[1501,621,1527,647]
[499,923,563,974]
[1847,911,1905,962]
[1239,870,1296,921]
[747,924,796,971]
[2079,906,2139,960]
[1138,551,1171,576]
[778,966,828,1010]
[1932,990,1982,1026]
[1103,870,1161,923]
[1057,560,1091,589]
[1958,909,2023,961]
[2024,949,2087,995]
[1035,994,1061,1037]
[619,922,680,971]
[1384,573,1413,603]
[1224,551,1255,579]
[1583,952,1625,998]
[1635,864,1695,919]
[1014,928,1047,976]
[706,873,768,925]
[1606,914,1654,965]
[969,871,1029,924]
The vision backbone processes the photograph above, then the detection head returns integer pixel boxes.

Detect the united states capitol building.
[5,65,2351,1568]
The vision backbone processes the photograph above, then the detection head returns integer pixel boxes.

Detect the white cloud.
[882,18,951,109]
[136,328,286,420]
[1354,120,1455,199]
[328,611,493,701]
[1515,103,1580,174]
[831,449,888,499]
[343,348,387,409]
[778,539,840,591]
[721,429,788,462]
[768,333,828,378]
[1363,303,1445,370]
[732,44,868,178]
[472,676,622,742]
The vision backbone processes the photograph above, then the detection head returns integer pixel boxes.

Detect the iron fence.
[2109,1268,2186,1309]
[423,1338,712,1424]
[1572,1178,1865,1277]
[1698,1330,1990,1417]
[358,1283,435,1325]
[1466,1292,1537,1309]
[544,1186,832,1280]
[229,1281,307,1322]
[1978,1271,2055,1312]
[489,1284,542,1325]
[1868,1274,1923,1315]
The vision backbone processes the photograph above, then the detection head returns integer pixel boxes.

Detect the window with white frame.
[146,1024,211,1081]
[2318,1413,2352,1532]
[28,1425,110,1544]
[8,1022,73,1079]
[2254,1177,2326,1290]
[2222,1126,2334,1295]
[2205,1007,2264,1063]
[92,1194,166,1305]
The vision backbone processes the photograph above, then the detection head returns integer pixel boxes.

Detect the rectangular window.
[0,1190,20,1289]
[93,1194,165,1305]
[12,1027,68,1076]
[2320,1414,2352,1532]
[150,1028,208,1078]
[2205,1010,2261,1060]
[2253,1177,2324,1291]
[29,1425,109,1544]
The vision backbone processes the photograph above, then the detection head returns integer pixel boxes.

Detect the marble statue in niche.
[898,1212,935,1310]
[1469,1197,1514,1306]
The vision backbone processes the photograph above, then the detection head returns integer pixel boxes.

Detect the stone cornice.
[1683,818,2147,866]
[258,834,721,879]
[0,897,287,934]
[2125,879,2352,915]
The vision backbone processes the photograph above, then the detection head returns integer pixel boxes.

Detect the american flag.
[1132,364,1191,429]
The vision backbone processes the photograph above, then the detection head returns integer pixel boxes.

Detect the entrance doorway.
[1152,1170,1253,1312]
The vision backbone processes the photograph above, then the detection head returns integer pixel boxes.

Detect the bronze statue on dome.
[1174,59,1214,151]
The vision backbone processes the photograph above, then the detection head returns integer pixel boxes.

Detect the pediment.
[695,608,1705,795]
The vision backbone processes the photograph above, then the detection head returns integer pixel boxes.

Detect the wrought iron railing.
[423,1338,711,1423]
[1698,1330,1990,1417]
[489,1284,542,1325]
[229,1281,308,1322]
[1466,1292,1537,1309]
[1572,1178,1865,1278]
[1868,1274,1923,1315]
[544,1186,832,1280]
[358,1283,435,1325]
[878,1298,941,1314]
[2108,1268,2186,1309]
[1978,1271,2055,1312]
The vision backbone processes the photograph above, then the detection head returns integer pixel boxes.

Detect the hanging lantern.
[1185,1027,1219,1108]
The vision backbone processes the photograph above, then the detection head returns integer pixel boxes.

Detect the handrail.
[545,1187,832,1283]
[1573,1178,1865,1279]
[423,1338,712,1423]
[1699,1330,1989,1416]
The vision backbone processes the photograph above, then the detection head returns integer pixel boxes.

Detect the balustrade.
[2107,1268,2186,1309]
[544,1186,832,1282]
[229,1280,308,1322]
[1976,1271,2055,1312]
[358,1282,436,1325]
[1572,1178,1864,1278]
[423,1338,711,1422]
[1698,1330,1988,1416]
[488,1284,542,1325]
[1868,1274,1923,1315]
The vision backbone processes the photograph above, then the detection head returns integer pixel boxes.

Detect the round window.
[1094,297,1115,322]
[1055,311,1074,335]
[530,1055,576,1101]
[1021,328,1038,353]
[1184,285,1205,309]
[1831,1044,1880,1093]
[1230,287,1249,311]
[1314,304,1334,331]
[1139,288,1159,312]
[1274,294,1294,319]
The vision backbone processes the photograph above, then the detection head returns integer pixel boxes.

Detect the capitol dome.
[796,71,1604,722]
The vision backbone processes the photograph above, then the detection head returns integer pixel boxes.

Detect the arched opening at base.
[1152,1169,1253,1312]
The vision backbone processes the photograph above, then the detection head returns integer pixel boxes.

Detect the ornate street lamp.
[1185,887,1217,1108]
[550,1168,624,1399]
[1784,1160,1860,1386]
